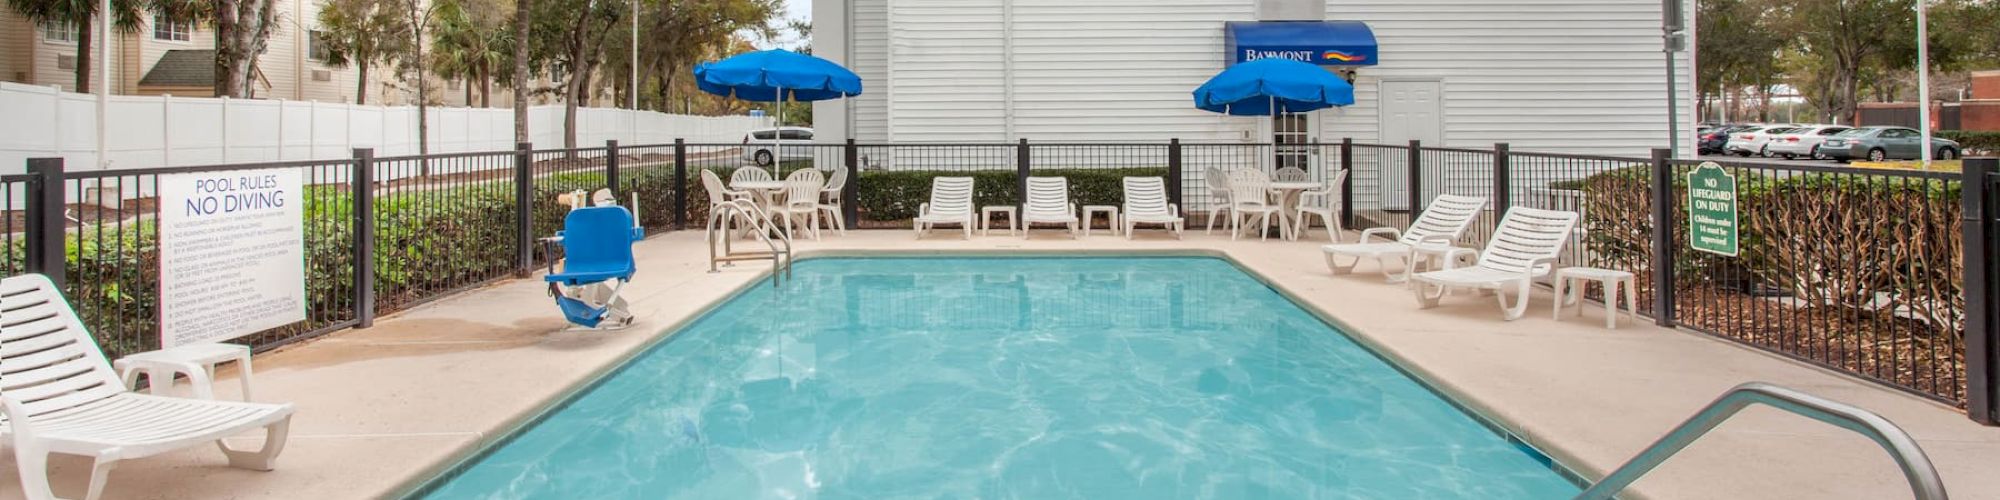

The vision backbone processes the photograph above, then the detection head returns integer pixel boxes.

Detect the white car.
[1763,125,1852,160]
[741,127,815,166]
[1724,125,1799,157]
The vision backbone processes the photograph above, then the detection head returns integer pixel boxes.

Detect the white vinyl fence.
[0,81,772,175]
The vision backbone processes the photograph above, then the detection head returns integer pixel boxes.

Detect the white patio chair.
[816,167,848,236]
[1122,177,1183,239]
[700,169,757,237]
[1411,207,1581,320]
[1322,194,1487,282]
[765,169,825,240]
[1226,169,1283,240]
[1292,169,1350,242]
[915,176,976,239]
[1021,176,1078,239]
[1203,167,1234,234]
[2,274,294,500]
[730,166,773,185]
[1273,166,1308,182]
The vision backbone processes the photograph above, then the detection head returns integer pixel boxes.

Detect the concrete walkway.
[5,228,1997,499]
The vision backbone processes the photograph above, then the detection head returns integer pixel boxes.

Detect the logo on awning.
[1321,51,1367,63]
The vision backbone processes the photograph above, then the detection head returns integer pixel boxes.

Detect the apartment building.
[0,1,522,107]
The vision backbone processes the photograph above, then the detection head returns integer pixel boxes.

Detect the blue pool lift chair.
[544,201,645,328]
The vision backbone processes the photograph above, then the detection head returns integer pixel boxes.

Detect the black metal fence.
[6,139,1997,425]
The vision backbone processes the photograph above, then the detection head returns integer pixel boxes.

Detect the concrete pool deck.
[5,228,1997,499]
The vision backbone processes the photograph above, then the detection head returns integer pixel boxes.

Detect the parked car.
[1724,125,1799,157]
[1699,124,1757,155]
[741,126,815,166]
[1818,127,1963,162]
[1763,125,1851,160]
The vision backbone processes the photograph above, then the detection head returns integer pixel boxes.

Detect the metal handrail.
[1574,382,1947,500]
[705,199,792,287]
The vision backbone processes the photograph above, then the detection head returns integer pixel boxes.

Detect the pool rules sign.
[1686,162,1739,256]
[158,168,307,347]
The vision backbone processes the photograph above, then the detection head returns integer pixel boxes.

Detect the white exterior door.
[1272,113,1312,171]
[1378,80,1443,210]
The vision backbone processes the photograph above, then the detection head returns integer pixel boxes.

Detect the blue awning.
[1225,21,1378,67]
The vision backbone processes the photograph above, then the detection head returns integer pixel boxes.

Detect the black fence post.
[1167,139,1183,209]
[843,139,860,229]
[514,142,534,276]
[1340,138,1354,228]
[673,139,688,231]
[1648,148,1677,327]
[1407,140,1423,215]
[1016,138,1030,216]
[24,157,65,288]
[1493,143,1511,220]
[1963,157,1999,425]
[605,140,621,198]
[351,149,377,329]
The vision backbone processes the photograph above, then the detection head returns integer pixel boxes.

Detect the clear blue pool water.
[420,257,1580,499]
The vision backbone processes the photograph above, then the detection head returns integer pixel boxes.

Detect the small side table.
[1082,205,1120,237]
[1553,267,1640,329]
[981,206,1017,236]
[115,343,255,401]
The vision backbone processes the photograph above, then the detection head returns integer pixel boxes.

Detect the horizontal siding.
[885,0,1007,142]
[852,0,890,142]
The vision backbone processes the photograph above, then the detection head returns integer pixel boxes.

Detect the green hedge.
[855,168,1168,221]
[1939,130,2000,153]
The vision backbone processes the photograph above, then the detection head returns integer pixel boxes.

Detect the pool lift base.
[706,198,793,287]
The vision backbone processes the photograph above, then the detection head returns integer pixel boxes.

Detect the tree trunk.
[512,0,531,143]
[75,17,93,93]
[464,78,473,105]
[479,66,491,108]
[356,61,370,105]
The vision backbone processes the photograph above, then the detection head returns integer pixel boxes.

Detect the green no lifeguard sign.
[1686,162,1739,256]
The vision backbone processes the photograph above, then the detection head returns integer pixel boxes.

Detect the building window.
[40,21,78,44]
[153,13,191,41]
[308,30,333,61]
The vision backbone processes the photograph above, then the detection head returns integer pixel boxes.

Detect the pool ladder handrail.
[1573,382,1946,500]
[705,198,793,286]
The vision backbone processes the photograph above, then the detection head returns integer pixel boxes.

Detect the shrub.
[855,168,1168,221]
[1939,130,2000,154]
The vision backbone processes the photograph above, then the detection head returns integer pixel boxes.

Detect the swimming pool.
[417,256,1581,499]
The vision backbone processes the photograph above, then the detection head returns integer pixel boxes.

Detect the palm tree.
[7,0,149,92]
[314,0,407,104]
[430,0,509,107]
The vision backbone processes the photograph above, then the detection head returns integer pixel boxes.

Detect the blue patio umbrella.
[696,50,863,174]
[1192,58,1354,116]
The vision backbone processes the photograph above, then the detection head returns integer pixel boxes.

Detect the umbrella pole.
[774,87,786,179]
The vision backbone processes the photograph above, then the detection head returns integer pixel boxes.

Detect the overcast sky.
[758,0,813,49]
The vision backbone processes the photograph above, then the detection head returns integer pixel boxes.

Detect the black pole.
[1493,143,1512,224]
[1016,138,1030,216]
[605,140,621,198]
[1167,139,1183,209]
[1407,140,1423,216]
[843,139,860,228]
[1340,138,1354,228]
[1962,157,1998,424]
[24,157,66,289]
[673,139,688,231]
[351,148,377,328]
[1647,148,1677,327]
[514,142,534,276]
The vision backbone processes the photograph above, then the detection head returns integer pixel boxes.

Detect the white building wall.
[841,0,1694,158]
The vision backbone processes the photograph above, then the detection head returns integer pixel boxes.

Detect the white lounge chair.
[1202,167,1233,234]
[1411,207,1581,320]
[915,176,976,239]
[1291,169,1349,242]
[1226,169,1284,240]
[1122,177,1183,239]
[1322,194,1487,282]
[1021,176,1078,239]
[816,167,848,236]
[2,274,294,500]
[766,168,825,240]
